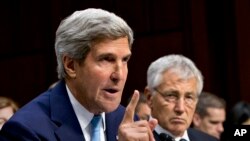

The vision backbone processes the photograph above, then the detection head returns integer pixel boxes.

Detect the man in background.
[192,92,226,140]
[135,92,151,120]
[145,54,218,141]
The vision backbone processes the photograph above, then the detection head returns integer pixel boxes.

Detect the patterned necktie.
[90,115,102,141]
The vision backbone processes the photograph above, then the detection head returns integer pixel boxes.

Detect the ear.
[192,113,201,127]
[63,55,77,79]
[144,86,153,108]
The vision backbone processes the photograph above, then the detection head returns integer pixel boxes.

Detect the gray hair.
[147,54,203,95]
[55,8,134,79]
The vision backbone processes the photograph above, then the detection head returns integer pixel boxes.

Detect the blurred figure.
[231,101,250,125]
[192,92,226,140]
[220,101,250,141]
[135,92,151,120]
[145,54,218,141]
[0,97,19,130]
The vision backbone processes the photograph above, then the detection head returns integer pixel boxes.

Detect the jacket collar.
[50,80,84,141]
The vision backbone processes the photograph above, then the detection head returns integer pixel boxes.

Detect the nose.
[110,72,119,84]
[110,61,123,84]
[217,123,224,133]
[174,98,185,114]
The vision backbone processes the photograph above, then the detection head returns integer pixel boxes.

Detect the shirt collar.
[155,123,189,141]
[66,84,106,131]
[175,131,189,141]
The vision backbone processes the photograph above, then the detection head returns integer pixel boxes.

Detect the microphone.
[159,133,175,141]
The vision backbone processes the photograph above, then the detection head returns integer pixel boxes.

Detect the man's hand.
[118,90,157,141]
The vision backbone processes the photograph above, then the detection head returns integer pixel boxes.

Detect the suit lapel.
[153,131,162,141]
[105,105,125,141]
[54,124,85,141]
[187,128,198,141]
[105,106,140,141]
[50,80,84,141]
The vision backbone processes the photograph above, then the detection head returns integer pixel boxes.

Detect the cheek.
[151,97,161,110]
[205,123,214,130]
[152,99,171,118]
[187,109,195,120]
[86,67,109,82]
[79,72,107,95]
[118,66,128,81]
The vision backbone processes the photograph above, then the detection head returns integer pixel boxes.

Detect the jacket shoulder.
[188,128,219,141]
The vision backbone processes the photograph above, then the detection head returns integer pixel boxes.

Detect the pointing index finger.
[121,90,140,124]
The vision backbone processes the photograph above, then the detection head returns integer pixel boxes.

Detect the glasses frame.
[153,88,198,107]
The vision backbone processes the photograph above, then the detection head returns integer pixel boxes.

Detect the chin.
[101,102,120,113]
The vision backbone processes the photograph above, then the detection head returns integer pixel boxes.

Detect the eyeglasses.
[153,88,198,107]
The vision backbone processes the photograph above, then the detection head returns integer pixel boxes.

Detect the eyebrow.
[161,90,196,96]
[97,53,114,57]
[97,52,131,58]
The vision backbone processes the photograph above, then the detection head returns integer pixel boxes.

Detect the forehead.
[206,107,226,117]
[91,37,131,53]
[159,70,198,93]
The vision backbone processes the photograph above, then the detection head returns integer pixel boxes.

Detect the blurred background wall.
[1,0,250,111]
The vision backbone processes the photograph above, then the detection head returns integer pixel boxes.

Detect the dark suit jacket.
[0,80,127,141]
[153,128,219,141]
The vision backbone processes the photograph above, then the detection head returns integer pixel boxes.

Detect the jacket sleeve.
[0,120,40,141]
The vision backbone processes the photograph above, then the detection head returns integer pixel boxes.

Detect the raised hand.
[118,90,157,141]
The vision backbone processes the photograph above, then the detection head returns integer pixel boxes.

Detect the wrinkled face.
[136,103,151,120]
[195,108,225,139]
[68,37,131,114]
[0,106,14,129]
[149,70,198,137]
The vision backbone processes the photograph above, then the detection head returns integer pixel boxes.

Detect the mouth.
[170,117,185,124]
[103,88,119,94]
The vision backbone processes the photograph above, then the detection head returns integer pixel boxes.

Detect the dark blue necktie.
[180,139,187,141]
[90,115,102,141]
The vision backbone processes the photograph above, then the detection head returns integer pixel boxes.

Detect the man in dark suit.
[192,92,226,140]
[0,8,157,141]
[144,54,218,141]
